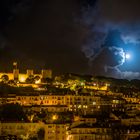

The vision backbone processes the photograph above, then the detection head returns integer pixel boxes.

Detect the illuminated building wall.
[12,95,101,114]
[0,123,67,140]
[18,74,28,82]
[44,124,67,140]
[3,94,126,115]
[0,72,41,83]
[84,85,108,91]
[0,69,52,83]
[67,126,112,140]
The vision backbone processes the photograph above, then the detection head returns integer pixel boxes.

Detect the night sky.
[0,0,140,79]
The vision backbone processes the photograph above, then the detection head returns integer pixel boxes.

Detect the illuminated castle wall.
[0,69,52,83]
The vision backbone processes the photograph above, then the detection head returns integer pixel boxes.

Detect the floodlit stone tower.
[13,62,19,80]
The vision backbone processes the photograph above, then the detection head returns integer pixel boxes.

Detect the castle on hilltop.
[0,62,52,83]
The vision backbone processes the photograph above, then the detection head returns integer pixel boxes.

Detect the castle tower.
[13,62,19,80]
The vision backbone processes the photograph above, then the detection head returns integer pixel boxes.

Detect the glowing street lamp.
[52,114,58,120]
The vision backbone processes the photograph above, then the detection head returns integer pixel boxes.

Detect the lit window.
[93,102,96,105]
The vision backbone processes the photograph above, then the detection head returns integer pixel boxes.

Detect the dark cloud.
[0,0,32,27]
[80,0,140,79]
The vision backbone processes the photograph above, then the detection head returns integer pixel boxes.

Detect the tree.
[41,77,52,83]
[0,83,12,96]
[34,75,40,83]
[1,103,27,121]
[1,74,9,83]
[26,75,35,84]
[8,80,17,86]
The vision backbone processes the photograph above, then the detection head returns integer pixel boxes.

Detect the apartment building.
[67,123,112,140]
[0,122,68,140]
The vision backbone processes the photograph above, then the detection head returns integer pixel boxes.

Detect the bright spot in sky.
[125,53,131,59]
